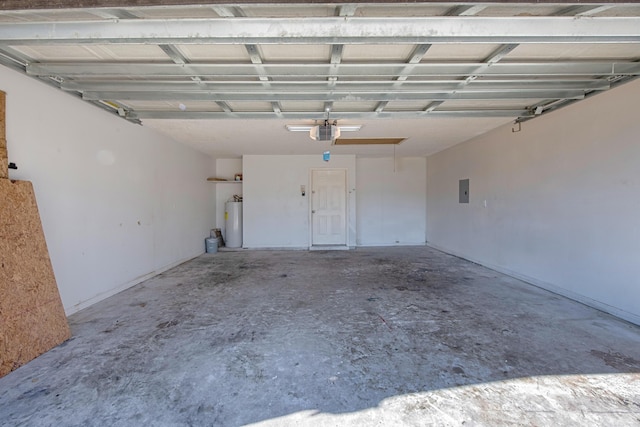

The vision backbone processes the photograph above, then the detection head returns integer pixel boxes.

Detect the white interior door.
[311,169,347,246]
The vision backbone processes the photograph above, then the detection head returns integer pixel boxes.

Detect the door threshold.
[309,245,350,251]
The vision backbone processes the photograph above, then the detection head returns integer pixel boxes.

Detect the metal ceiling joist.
[576,5,616,16]
[0,46,28,71]
[128,109,535,121]
[328,44,343,85]
[1,4,638,127]
[392,43,432,86]
[61,80,612,93]
[407,44,433,64]
[337,4,358,17]
[424,101,444,112]
[378,43,432,113]
[245,43,270,83]
[245,44,262,64]
[244,44,279,114]
[419,42,521,115]
[2,17,640,45]
[518,73,639,124]
[210,5,244,18]
[330,44,344,64]
[374,101,389,113]
[89,8,140,19]
[158,43,206,86]
[215,101,232,113]
[553,4,615,17]
[485,44,519,65]
[27,62,640,78]
[81,89,591,102]
[159,44,187,65]
[445,4,488,16]
[0,0,634,11]
[458,5,489,16]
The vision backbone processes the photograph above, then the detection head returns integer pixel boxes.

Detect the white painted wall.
[426,79,640,325]
[2,66,215,315]
[213,158,243,243]
[356,157,426,246]
[243,155,356,248]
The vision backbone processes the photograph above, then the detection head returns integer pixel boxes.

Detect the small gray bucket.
[205,237,219,253]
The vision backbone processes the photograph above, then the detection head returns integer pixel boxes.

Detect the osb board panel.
[0,91,5,179]
[0,179,70,378]
[0,138,6,180]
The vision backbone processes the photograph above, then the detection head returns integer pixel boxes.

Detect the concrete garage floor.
[1,247,639,426]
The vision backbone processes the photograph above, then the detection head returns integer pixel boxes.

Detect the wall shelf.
[207,179,242,184]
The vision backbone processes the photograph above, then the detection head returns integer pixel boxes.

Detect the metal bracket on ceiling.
[48,75,64,84]
[321,106,337,127]
[511,120,522,133]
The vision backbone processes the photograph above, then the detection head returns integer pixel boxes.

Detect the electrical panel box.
[459,179,469,203]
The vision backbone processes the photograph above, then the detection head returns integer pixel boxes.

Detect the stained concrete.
[1,246,639,426]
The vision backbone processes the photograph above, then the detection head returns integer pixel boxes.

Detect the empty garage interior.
[1,0,640,425]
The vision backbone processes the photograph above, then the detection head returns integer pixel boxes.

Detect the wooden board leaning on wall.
[0,90,71,378]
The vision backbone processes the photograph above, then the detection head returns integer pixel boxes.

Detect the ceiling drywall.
[0,2,639,158]
[143,116,514,158]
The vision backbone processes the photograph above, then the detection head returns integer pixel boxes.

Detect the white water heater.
[225,201,243,248]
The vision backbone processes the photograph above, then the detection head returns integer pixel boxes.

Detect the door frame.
[309,168,349,248]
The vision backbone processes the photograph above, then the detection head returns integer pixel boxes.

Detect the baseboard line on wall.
[64,251,205,316]
[243,246,308,251]
[426,243,640,327]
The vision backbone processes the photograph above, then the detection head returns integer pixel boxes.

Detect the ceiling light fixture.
[285,124,362,132]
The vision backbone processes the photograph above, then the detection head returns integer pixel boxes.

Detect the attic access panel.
[334,138,406,145]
